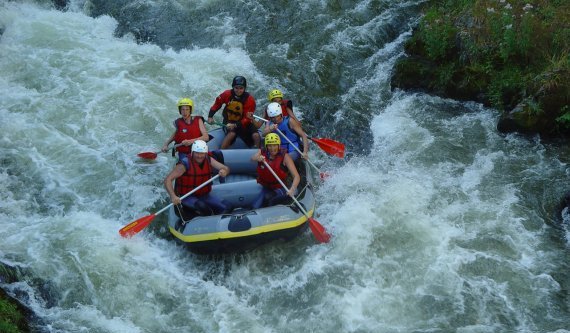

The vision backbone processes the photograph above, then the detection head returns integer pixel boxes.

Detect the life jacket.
[280,99,292,117]
[223,91,251,123]
[173,116,203,154]
[174,155,212,197]
[257,149,288,189]
[270,116,300,154]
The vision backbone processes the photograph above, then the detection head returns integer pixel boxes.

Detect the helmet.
[267,89,283,101]
[265,133,281,146]
[232,76,247,88]
[191,140,208,153]
[177,98,194,110]
[266,102,282,117]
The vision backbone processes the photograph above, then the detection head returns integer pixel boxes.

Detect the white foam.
[1,1,568,332]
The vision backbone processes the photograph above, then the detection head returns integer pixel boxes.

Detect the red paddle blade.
[137,152,158,160]
[311,138,345,158]
[308,218,331,243]
[119,214,156,238]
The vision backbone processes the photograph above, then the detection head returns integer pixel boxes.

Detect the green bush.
[0,296,26,333]
[418,8,457,61]
[410,0,570,116]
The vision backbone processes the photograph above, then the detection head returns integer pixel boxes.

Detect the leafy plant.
[556,106,570,127]
[0,297,25,333]
[418,8,457,61]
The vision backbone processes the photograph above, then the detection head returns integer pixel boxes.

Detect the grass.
[0,291,29,333]
[401,0,570,135]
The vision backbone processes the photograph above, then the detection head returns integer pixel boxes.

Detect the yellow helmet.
[267,89,283,101]
[177,98,194,111]
[265,133,281,146]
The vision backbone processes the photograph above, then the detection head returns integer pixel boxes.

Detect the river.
[1,1,570,332]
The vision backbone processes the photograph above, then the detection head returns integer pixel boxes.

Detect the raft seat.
[211,177,261,208]
[216,173,256,184]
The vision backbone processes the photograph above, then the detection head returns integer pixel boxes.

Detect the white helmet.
[266,102,282,117]
[191,140,208,153]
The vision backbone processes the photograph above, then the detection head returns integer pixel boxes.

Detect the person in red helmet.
[207,76,261,149]
[162,97,209,161]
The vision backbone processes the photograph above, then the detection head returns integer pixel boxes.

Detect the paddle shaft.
[159,143,183,153]
[262,161,311,218]
[170,143,185,151]
[253,115,322,174]
[262,160,330,243]
[138,143,183,159]
[160,174,220,214]
[162,143,182,154]
[155,143,183,154]
[118,175,221,237]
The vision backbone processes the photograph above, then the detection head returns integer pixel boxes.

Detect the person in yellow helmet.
[250,133,300,209]
[263,102,309,161]
[263,89,299,122]
[162,98,209,160]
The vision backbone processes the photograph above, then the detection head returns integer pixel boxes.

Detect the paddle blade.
[137,152,158,160]
[311,138,345,158]
[119,214,156,238]
[308,218,331,243]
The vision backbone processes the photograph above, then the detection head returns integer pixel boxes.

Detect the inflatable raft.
[167,127,316,254]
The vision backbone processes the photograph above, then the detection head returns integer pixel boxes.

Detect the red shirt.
[209,89,256,128]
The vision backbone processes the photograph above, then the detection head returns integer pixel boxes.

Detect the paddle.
[119,175,220,238]
[253,115,326,177]
[262,160,330,243]
[138,143,182,160]
[252,115,345,158]
[307,137,345,158]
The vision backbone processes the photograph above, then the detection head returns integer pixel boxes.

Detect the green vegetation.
[392,0,570,136]
[0,291,29,333]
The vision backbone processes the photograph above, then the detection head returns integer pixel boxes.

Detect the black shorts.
[226,123,258,147]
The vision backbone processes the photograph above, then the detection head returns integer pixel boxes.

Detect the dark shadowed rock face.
[391,55,491,106]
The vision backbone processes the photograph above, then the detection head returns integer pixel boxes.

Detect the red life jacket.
[173,117,203,154]
[256,149,288,189]
[174,155,212,197]
[280,99,292,117]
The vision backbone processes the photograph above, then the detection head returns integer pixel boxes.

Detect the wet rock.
[52,0,68,10]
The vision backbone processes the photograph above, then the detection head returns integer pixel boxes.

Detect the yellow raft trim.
[169,208,314,243]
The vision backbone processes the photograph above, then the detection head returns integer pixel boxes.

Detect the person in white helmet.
[263,89,299,122]
[263,102,309,161]
[164,140,230,215]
